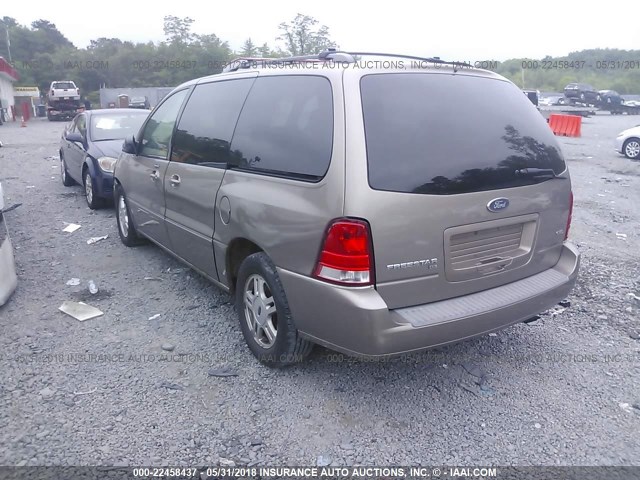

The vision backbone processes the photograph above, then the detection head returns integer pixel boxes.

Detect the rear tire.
[235,252,313,367]
[115,185,145,246]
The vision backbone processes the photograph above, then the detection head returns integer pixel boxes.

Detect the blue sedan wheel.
[84,170,104,210]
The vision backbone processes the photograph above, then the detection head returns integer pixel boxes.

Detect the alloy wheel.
[85,173,93,205]
[118,195,129,238]
[625,140,640,159]
[243,274,278,349]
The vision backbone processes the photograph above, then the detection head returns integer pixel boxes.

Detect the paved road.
[0,114,638,467]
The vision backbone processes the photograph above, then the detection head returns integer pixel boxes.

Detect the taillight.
[51,90,54,96]
[564,191,573,240]
[313,219,374,286]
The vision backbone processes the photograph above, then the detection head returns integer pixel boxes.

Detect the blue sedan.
[59,109,149,209]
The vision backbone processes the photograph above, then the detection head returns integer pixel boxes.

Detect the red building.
[0,57,19,120]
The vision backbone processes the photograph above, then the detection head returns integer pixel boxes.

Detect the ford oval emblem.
[487,198,510,212]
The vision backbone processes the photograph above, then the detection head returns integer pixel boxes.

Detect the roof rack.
[345,51,472,68]
[222,49,471,73]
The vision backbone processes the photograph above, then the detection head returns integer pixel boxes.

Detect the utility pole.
[0,20,12,63]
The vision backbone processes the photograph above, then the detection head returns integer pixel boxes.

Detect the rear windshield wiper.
[515,168,567,180]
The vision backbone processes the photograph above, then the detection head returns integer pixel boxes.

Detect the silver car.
[0,182,18,306]
[113,51,580,366]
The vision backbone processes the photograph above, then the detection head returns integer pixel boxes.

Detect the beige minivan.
[113,50,580,366]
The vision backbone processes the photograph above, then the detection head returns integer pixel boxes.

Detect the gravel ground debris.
[0,115,639,466]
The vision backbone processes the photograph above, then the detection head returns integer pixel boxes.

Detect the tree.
[277,14,337,56]
[31,19,74,50]
[88,38,124,53]
[258,43,271,58]
[1,16,18,27]
[240,38,257,56]
[163,15,194,44]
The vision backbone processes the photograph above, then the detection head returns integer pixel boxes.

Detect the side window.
[67,117,78,133]
[171,79,254,167]
[76,115,86,137]
[229,76,333,180]
[139,89,189,159]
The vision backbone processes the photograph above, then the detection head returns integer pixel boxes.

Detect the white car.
[615,125,640,160]
[0,182,18,305]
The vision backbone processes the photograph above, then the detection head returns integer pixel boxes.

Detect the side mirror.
[122,134,137,154]
[65,132,85,144]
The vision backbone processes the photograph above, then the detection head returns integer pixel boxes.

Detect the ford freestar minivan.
[113,50,580,367]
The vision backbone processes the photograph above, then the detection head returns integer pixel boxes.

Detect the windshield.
[90,112,148,141]
[361,73,566,195]
[130,97,146,103]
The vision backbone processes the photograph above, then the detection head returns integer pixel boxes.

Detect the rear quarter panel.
[213,72,346,283]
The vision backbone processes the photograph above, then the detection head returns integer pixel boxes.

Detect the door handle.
[150,170,160,181]
[170,174,181,186]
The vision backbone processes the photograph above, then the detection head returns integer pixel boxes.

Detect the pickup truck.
[47,81,83,121]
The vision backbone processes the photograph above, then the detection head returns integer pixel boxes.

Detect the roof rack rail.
[222,49,471,73]
[333,50,472,68]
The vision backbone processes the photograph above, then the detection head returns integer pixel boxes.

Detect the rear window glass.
[361,73,566,195]
[53,82,75,89]
[229,76,333,180]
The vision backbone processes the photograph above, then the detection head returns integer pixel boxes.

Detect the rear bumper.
[614,136,625,154]
[47,110,80,120]
[279,242,580,357]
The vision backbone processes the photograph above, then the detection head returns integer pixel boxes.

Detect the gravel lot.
[0,113,639,468]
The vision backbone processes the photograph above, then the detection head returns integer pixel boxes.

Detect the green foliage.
[9,13,638,104]
[277,14,337,56]
[3,15,233,95]
[240,38,257,57]
[163,16,194,44]
[494,49,640,93]
[1,13,341,101]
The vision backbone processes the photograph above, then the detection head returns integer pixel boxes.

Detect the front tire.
[61,154,75,186]
[84,170,104,210]
[115,185,145,246]
[623,138,640,160]
[236,252,313,367]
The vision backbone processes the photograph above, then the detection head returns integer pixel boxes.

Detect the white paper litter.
[87,235,108,245]
[63,224,81,233]
[59,301,104,322]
